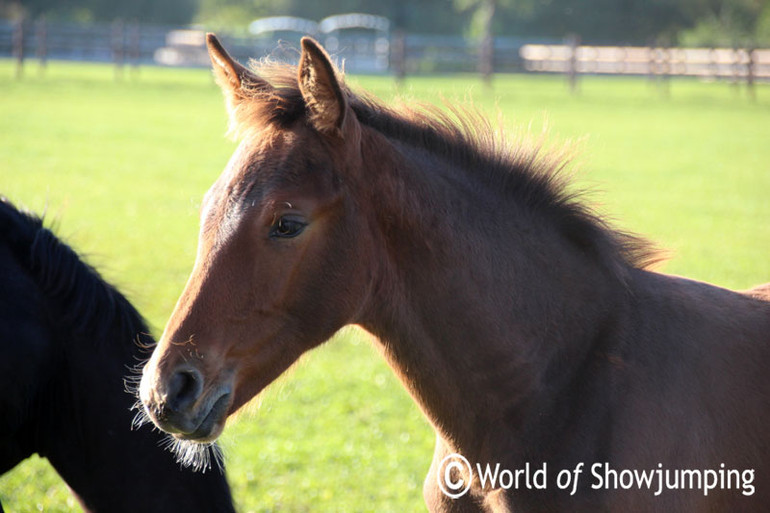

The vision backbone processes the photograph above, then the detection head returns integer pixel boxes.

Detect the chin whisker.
[159,437,225,474]
[121,352,225,473]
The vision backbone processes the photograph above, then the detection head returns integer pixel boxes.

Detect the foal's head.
[140,35,377,446]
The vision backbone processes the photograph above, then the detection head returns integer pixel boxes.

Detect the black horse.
[0,198,235,512]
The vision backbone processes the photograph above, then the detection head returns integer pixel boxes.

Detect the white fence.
[521,44,770,80]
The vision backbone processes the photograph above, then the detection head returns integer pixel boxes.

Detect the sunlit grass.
[0,59,768,511]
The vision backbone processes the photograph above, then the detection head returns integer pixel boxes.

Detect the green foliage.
[193,0,464,33]
[7,0,198,23]
[195,0,289,31]
[4,0,769,44]
[758,4,770,44]
[680,0,770,45]
[0,60,768,511]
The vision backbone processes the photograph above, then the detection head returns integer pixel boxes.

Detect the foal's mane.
[0,198,149,346]
[229,61,662,276]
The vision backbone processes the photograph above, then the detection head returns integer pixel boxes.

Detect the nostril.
[165,367,203,413]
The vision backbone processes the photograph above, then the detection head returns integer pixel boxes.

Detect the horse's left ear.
[206,33,273,112]
[298,37,347,137]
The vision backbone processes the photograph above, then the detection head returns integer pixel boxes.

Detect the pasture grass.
[0,59,768,512]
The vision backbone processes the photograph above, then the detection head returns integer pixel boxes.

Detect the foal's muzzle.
[140,365,231,441]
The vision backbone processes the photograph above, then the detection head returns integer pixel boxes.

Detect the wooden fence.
[0,18,544,77]
[1,18,175,78]
[521,44,770,81]
[2,18,769,87]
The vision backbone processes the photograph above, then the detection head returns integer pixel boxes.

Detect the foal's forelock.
[220,63,310,141]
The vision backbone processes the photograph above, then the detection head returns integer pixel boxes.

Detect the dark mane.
[0,198,150,346]
[229,61,662,275]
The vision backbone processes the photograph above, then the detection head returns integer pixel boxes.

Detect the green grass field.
[0,59,768,512]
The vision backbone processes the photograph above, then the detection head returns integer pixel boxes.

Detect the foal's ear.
[206,33,271,102]
[298,37,347,136]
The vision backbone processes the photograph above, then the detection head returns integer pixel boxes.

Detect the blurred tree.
[4,0,198,23]
[194,0,464,34]
[454,0,536,37]
[757,2,770,44]
[196,0,287,31]
[448,0,697,44]
[679,0,768,45]
[501,0,693,44]
[3,0,767,45]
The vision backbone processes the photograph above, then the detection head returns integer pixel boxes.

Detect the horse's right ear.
[206,33,271,104]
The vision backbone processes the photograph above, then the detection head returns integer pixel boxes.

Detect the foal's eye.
[270,216,307,239]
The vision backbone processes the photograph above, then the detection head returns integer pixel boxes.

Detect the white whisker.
[130,400,153,430]
[161,437,225,474]
[123,356,225,473]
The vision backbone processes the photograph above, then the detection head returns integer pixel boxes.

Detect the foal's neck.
[358,136,626,461]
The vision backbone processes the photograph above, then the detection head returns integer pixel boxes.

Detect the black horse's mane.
[0,198,150,347]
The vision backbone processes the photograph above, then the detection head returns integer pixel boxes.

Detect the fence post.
[708,47,718,81]
[112,19,125,81]
[13,16,25,79]
[35,15,47,75]
[746,47,755,101]
[478,0,496,86]
[730,46,740,91]
[129,19,140,78]
[661,45,671,96]
[390,29,406,84]
[566,34,580,94]
[647,44,653,83]
[650,39,670,97]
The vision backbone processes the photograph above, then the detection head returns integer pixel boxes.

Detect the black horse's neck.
[0,199,234,512]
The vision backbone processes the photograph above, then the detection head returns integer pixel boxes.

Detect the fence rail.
[521,44,770,80]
